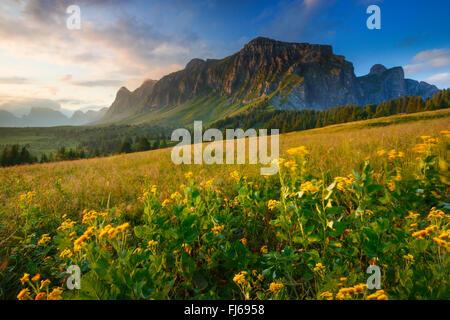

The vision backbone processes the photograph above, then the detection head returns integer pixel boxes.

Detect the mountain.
[0,109,20,127]
[20,107,72,127]
[99,37,439,125]
[102,80,157,122]
[70,108,108,125]
[357,64,439,105]
[0,107,108,127]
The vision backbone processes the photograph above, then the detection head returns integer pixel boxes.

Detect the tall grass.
[0,110,448,225]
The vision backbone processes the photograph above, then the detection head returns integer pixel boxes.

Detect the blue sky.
[0,0,449,114]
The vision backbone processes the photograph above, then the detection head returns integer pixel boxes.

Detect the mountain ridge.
[101,37,439,125]
[0,107,107,127]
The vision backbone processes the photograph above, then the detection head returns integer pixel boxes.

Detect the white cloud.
[0,77,29,84]
[404,48,450,76]
[424,73,450,89]
[0,0,213,111]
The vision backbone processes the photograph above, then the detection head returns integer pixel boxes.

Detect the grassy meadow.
[0,109,448,300]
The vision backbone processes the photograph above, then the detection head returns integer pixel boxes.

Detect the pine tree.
[152,135,160,150]
[136,137,151,152]
[119,141,132,154]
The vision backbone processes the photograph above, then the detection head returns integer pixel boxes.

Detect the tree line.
[0,145,37,167]
[0,134,171,167]
[211,89,450,133]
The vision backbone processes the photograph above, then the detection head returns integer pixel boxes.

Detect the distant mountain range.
[0,107,107,127]
[101,37,439,126]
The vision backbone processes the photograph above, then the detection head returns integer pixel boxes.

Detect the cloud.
[0,0,210,80]
[59,74,123,87]
[60,74,72,82]
[0,0,220,114]
[70,80,124,87]
[0,76,29,84]
[424,73,450,89]
[404,48,450,76]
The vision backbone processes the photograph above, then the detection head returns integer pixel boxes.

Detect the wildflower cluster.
[17,273,62,300]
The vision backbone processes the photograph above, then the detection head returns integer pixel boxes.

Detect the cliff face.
[103,80,157,122]
[102,37,439,123]
[138,37,362,111]
[357,64,438,105]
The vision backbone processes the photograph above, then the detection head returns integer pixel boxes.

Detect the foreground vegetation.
[0,110,448,300]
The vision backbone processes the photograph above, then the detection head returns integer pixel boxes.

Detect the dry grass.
[0,109,448,224]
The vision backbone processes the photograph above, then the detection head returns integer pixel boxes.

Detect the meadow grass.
[0,109,448,300]
[1,109,448,222]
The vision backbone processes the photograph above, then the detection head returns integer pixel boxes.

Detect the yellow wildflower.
[387,182,395,191]
[17,288,30,300]
[116,222,130,232]
[148,240,158,247]
[35,292,46,300]
[269,282,283,292]
[267,200,281,210]
[170,192,182,200]
[313,262,325,272]
[20,273,30,285]
[428,207,445,220]
[212,224,224,236]
[38,234,51,246]
[57,219,76,231]
[99,225,113,238]
[230,170,240,181]
[182,243,193,255]
[233,271,248,285]
[48,288,63,300]
[39,279,51,290]
[287,146,309,157]
[300,181,319,193]
[60,249,73,259]
[367,290,388,300]
[320,291,333,300]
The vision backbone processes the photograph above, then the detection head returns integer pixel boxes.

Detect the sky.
[0,0,449,116]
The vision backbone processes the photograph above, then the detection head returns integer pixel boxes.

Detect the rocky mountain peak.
[245,37,278,48]
[118,86,130,95]
[369,64,388,75]
[185,58,205,70]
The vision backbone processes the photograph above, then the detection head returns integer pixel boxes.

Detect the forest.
[211,89,450,133]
